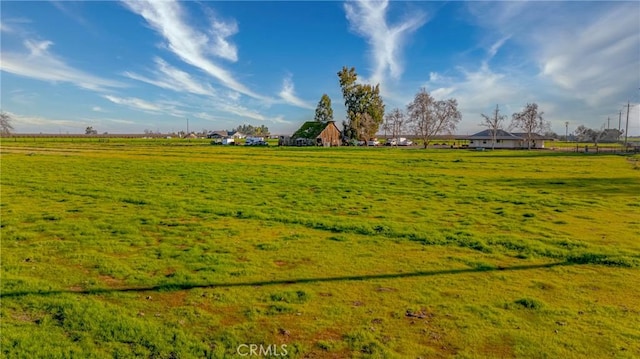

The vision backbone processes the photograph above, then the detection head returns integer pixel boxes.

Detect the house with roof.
[599,129,623,143]
[288,121,342,147]
[457,130,551,149]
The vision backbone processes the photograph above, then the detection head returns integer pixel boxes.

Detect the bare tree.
[383,108,406,147]
[510,103,549,150]
[480,104,506,150]
[408,88,461,148]
[1,111,15,135]
[575,125,606,145]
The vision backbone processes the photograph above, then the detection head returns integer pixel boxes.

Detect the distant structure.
[456,130,553,149]
[284,121,342,147]
[599,129,623,143]
[207,130,245,139]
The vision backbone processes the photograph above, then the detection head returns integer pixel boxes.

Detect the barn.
[289,121,342,147]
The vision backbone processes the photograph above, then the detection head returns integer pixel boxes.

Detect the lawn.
[1,139,639,358]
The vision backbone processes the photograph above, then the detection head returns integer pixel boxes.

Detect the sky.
[1,1,639,136]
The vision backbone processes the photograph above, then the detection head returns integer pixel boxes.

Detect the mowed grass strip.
[1,140,639,358]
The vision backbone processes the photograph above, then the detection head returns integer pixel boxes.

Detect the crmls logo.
[236,344,288,357]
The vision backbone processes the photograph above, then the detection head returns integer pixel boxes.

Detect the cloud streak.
[0,39,124,91]
[279,76,314,110]
[121,0,265,100]
[466,2,639,109]
[124,57,216,97]
[344,0,427,85]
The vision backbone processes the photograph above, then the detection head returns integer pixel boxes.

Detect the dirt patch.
[479,334,515,358]
[99,275,124,287]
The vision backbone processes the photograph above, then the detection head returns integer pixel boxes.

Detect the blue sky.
[1,1,639,135]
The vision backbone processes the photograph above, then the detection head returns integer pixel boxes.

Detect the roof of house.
[460,129,522,140]
[292,121,338,139]
[209,130,229,138]
[456,130,553,140]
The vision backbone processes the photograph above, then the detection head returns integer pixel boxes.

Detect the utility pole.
[618,111,622,132]
[624,102,630,150]
[607,117,610,129]
[565,121,569,142]
[186,118,189,134]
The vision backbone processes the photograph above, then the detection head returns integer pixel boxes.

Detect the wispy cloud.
[5,111,88,132]
[486,35,511,62]
[92,106,106,112]
[426,63,525,119]
[121,0,266,100]
[344,0,427,86]
[206,12,239,62]
[50,1,91,29]
[0,17,32,33]
[1,39,124,91]
[124,57,216,96]
[103,95,174,114]
[278,75,314,110]
[466,2,639,109]
[535,5,639,107]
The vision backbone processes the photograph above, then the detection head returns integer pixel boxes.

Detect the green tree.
[314,94,334,123]
[337,66,385,141]
[233,124,269,136]
[85,126,98,135]
[0,111,15,135]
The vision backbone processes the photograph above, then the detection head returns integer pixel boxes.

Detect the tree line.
[310,66,550,148]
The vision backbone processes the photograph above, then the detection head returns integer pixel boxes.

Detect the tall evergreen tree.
[337,66,385,141]
[314,94,334,123]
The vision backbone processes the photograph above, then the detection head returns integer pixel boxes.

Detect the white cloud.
[463,1,640,131]
[3,111,90,133]
[1,39,124,91]
[124,57,216,96]
[103,95,171,113]
[535,5,639,107]
[208,16,239,62]
[121,0,266,100]
[278,75,314,110]
[92,106,105,112]
[487,35,511,61]
[344,0,427,86]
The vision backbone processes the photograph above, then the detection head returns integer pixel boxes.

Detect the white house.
[458,130,551,149]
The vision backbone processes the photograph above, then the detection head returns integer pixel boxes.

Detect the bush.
[514,298,544,309]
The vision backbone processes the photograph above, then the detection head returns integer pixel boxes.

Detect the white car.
[398,139,413,146]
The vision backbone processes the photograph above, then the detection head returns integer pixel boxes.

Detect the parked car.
[398,138,413,146]
[367,139,380,146]
[244,137,268,146]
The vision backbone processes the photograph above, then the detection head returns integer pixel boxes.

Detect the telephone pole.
[624,102,630,150]
[607,117,610,129]
[618,110,622,132]
[565,121,569,142]
[186,118,189,134]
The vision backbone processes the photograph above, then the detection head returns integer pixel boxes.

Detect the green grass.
[2,140,639,358]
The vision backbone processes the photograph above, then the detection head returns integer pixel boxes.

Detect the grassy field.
[1,139,639,358]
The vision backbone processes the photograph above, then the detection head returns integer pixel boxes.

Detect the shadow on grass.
[1,261,574,298]
[490,177,640,196]
[473,150,629,158]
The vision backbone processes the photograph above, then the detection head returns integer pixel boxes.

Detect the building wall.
[468,138,547,149]
[468,139,521,148]
[318,124,342,147]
